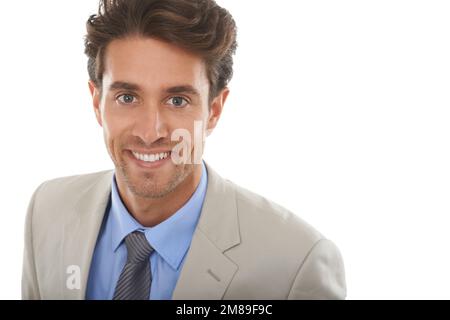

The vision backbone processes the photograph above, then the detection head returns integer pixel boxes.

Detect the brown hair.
[84,0,237,101]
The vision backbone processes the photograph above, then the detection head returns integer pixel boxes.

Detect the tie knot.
[124,231,154,263]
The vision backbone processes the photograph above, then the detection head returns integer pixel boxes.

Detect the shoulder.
[230,180,324,247]
[28,170,114,219]
[36,170,113,194]
[32,170,113,201]
[218,178,346,299]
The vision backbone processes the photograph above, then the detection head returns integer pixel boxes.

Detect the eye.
[116,94,137,105]
[167,96,189,108]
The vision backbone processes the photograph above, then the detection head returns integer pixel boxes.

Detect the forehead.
[103,36,208,91]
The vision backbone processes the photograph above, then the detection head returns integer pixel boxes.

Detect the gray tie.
[113,231,154,300]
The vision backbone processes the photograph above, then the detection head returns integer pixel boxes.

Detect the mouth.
[128,150,172,169]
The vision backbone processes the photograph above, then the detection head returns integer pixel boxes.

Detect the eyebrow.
[108,81,141,92]
[108,81,200,97]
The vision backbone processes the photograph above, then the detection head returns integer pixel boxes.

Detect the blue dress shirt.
[86,162,208,300]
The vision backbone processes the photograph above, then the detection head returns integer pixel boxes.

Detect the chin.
[126,167,190,199]
[131,185,173,199]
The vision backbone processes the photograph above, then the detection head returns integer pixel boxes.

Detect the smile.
[132,151,171,163]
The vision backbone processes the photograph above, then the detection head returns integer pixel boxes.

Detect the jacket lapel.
[62,171,113,299]
[172,164,241,299]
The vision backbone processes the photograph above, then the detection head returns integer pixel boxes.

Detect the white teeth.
[132,151,169,163]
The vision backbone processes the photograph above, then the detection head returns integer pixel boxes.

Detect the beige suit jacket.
[22,163,346,300]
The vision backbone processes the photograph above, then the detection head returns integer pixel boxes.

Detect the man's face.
[89,36,226,198]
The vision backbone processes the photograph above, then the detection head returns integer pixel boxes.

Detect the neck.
[116,164,203,227]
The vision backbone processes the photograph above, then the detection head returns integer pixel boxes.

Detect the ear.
[88,80,103,127]
[206,87,229,136]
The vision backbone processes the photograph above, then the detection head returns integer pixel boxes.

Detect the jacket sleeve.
[22,183,46,300]
[287,238,347,299]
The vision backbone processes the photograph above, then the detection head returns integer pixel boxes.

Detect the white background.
[0,0,449,299]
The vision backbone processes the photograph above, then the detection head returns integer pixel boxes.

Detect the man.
[22,0,346,300]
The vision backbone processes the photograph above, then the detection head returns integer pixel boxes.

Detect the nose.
[131,104,169,145]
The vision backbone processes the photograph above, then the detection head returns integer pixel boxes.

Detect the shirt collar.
[109,161,208,270]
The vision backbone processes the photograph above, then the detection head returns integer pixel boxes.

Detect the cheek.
[183,117,209,151]
[101,111,129,154]
[176,107,209,129]
[102,107,130,136]
[101,117,115,147]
